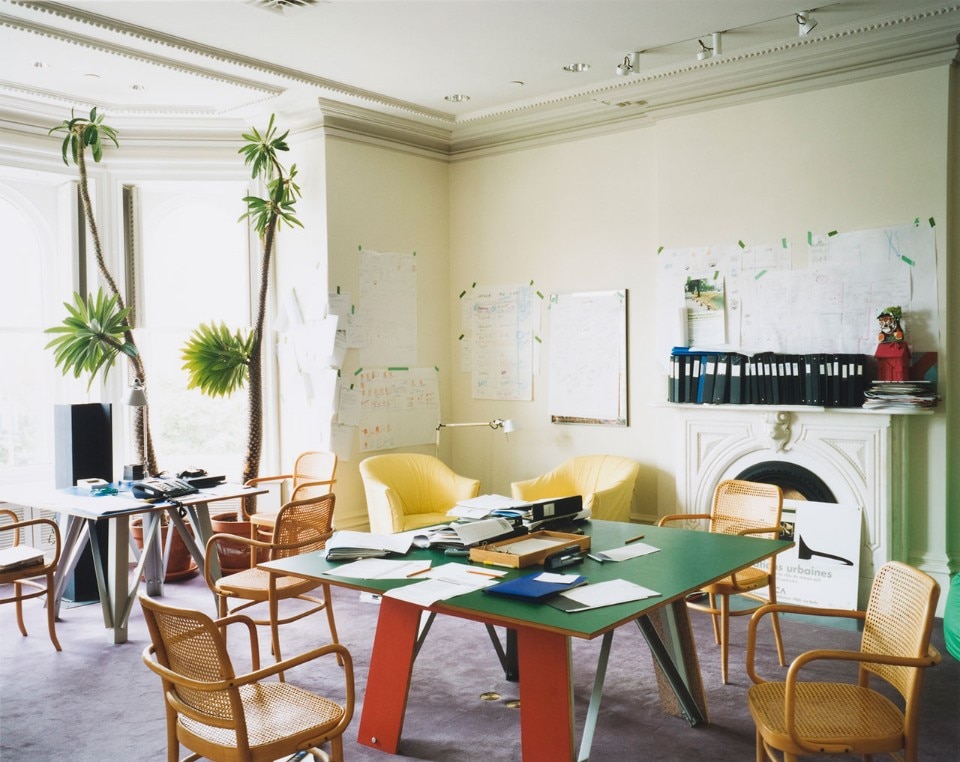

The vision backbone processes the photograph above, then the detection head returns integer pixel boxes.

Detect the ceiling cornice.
[313,6,960,160]
[1,2,958,160]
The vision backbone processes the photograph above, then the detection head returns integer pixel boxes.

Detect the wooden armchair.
[745,561,941,761]
[205,492,340,664]
[140,593,354,762]
[658,479,785,683]
[0,508,62,651]
[243,451,337,540]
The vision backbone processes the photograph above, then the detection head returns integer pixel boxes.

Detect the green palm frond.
[44,289,137,389]
[181,322,254,397]
[48,107,119,167]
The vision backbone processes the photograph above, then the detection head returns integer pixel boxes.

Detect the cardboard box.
[469,530,590,569]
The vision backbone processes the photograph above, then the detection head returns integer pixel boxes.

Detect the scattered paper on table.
[324,558,431,579]
[551,578,660,612]
[385,575,492,607]
[588,542,659,563]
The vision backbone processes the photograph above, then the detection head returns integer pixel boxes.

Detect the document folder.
[483,572,586,601]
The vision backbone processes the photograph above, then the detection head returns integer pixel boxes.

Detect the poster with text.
[778,499,861,610]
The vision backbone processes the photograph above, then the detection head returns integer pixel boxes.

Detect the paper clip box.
[469,530,590,569]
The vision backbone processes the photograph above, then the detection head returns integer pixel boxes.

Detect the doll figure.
[875,306,910,381]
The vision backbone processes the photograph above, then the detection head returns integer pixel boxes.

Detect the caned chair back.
[271,492,336,560]
[140,597,243,735]
[861,560,939,700]
[290,450,338,500]
[709,479,783,538]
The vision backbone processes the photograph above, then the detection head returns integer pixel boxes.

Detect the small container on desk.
[469,530,591,569]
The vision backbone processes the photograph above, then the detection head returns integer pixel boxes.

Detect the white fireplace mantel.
[672,405,916,604]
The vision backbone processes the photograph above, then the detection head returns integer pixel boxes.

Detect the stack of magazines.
[862,380,938,410]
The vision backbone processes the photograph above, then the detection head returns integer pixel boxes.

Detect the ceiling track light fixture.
[615,52,639,77]
[796,11,818,36]
[697,32,722,61]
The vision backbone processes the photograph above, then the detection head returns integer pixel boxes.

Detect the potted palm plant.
[44,108,159,476]
[181,115,301,567]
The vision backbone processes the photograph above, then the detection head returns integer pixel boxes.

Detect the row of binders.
[668,349,869,407]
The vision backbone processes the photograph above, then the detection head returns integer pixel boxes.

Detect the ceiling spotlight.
[796,11,818,35]
[444,94,470,103]
[563,62,591,73]
[616,53,639,77]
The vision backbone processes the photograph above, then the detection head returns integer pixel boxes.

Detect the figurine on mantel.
[875,306,911,382]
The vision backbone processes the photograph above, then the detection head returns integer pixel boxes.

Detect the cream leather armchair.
[511,454,640,523]
[360,453,481,534]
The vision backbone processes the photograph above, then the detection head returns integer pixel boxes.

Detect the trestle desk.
[0,483,265,643]
[260,519,791,761]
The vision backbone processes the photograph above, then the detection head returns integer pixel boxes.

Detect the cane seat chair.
[0,508,62,651]
[206,492,340,664]
[658,479,786,683]
[139,594,354,762]
[745,561,941,762]
[243,451,337,541]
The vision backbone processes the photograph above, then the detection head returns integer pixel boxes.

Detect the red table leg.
[516,625,575,761]
[357,596,422,754]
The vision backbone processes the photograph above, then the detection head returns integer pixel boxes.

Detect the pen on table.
[406,567,432,577]
[466,569,499,578]
[624,534,645,544]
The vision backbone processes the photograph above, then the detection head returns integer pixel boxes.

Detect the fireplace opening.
[735,462,836,503]
[735,462,836,542]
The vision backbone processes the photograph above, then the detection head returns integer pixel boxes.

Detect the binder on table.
[483,572,587,601]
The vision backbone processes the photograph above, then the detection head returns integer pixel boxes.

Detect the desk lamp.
[435,418,516,458]
[123,378,147,481]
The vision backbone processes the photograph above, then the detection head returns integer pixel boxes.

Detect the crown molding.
[1,3,958,159]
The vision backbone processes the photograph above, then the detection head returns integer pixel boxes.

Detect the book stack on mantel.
[862,380,938,411]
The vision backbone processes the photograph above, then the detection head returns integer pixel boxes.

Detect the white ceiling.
[1,1,957,152]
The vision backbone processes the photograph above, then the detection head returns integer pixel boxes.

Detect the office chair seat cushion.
[748,680,906,753]
[178,682,345,750]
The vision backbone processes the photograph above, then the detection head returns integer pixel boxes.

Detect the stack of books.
[862,380,938,411]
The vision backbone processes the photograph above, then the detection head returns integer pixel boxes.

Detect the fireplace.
[674,407,907,606]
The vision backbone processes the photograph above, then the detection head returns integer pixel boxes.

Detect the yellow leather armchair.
[360,453,481,534]
[511,455,640,522]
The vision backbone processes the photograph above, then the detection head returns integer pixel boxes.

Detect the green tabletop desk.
[260,519,791,761]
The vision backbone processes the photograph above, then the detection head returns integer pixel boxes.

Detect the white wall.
[442,66,952,587]
[319,136,450,529]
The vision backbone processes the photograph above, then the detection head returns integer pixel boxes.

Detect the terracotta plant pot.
[210,511,266,573]
[131,517,197,581]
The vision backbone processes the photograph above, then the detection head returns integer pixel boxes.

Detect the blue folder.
[483,572,587,601]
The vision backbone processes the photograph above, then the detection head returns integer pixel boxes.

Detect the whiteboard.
[548,290,628,426]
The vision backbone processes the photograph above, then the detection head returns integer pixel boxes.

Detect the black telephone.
[132,477,198,500]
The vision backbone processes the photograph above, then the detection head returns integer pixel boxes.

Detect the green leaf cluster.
[44,290,137,388]
[48,107,119,165]
[238,114,302,235]
[180,322,254,398]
